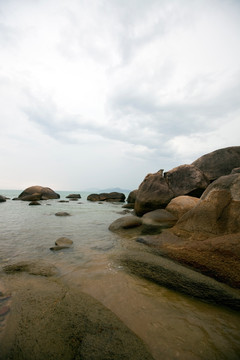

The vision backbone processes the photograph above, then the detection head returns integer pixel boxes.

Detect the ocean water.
[1,189,240,360]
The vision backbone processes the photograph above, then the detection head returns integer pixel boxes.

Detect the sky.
[0,0,240,191]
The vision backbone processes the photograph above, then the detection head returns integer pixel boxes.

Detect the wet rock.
[109,216,142,232]
[3,261,58,277]
[29,201,41,206]
[122,203,135,209]
[18,186,60,200]
[55,237,73,247]
[166,196,199,219]
[50,246,70,251]
[141,209,177,234]
[55,212,71,216]
[0,278,154,360]
[121,251,240,310]
[58,200,69,203]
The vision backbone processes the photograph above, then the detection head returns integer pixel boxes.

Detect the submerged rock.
[55,237,73,247]
[3,261,58,277]
[55,212,71,217]
[0,276,154,360]
[121,251,240,310]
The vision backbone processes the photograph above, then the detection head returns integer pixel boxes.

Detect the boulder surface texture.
[173,173,240,237]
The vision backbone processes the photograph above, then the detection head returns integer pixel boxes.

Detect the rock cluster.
[134,146,240,216]
[87,192,125,202]
[109,146,240,303]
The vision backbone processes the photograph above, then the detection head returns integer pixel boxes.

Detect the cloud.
[0,0,240,190]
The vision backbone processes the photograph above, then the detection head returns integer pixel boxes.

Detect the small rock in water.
[55,212,71,216]
[50,246,70,251]
[55,237,73,247]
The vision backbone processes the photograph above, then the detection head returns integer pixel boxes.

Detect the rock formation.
[87,192,125,202]
[18,186,60,200]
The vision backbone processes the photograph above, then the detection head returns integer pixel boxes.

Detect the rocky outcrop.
[87,192,125,202]
[135,231,240,289]
[166,196,199,219]
[192,146,240,182]
[121,250,240,310]
[173,173,240,238]
[134,165,208,216]
[18,186,60,200]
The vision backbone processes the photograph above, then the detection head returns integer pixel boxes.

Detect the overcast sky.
[0,0,240,191]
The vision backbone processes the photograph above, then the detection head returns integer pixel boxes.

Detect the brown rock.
[18,186,60,200]
[166,196,199,219]
[66,194,81,199]
[173,173,240,237]
[192,146,240,182]
[55,237,73,247]
[29,201,41,206]
[55,212,71,216]
[87,192,125,202]
[127,190,138,204]
[108,216,142,232]
[141,209,177,234]
[165,164,209,198]
[135,171,174,216]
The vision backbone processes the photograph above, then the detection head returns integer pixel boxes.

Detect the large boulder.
[87,192,125,202]
[166,196,200,219]
[173,173,240,238]
[134,171,174,216]
[134,165,208,216]
[164,164,209,197]
[18,186,60,200]
[192,146,240,182]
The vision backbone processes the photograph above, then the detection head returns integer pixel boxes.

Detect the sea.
[1,189,240,360]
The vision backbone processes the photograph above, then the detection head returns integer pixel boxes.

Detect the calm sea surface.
[0,189,240,360]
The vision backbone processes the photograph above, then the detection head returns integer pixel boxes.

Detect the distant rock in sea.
[18,185,60,200]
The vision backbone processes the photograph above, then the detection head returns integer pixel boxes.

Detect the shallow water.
[0,190,240,360]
